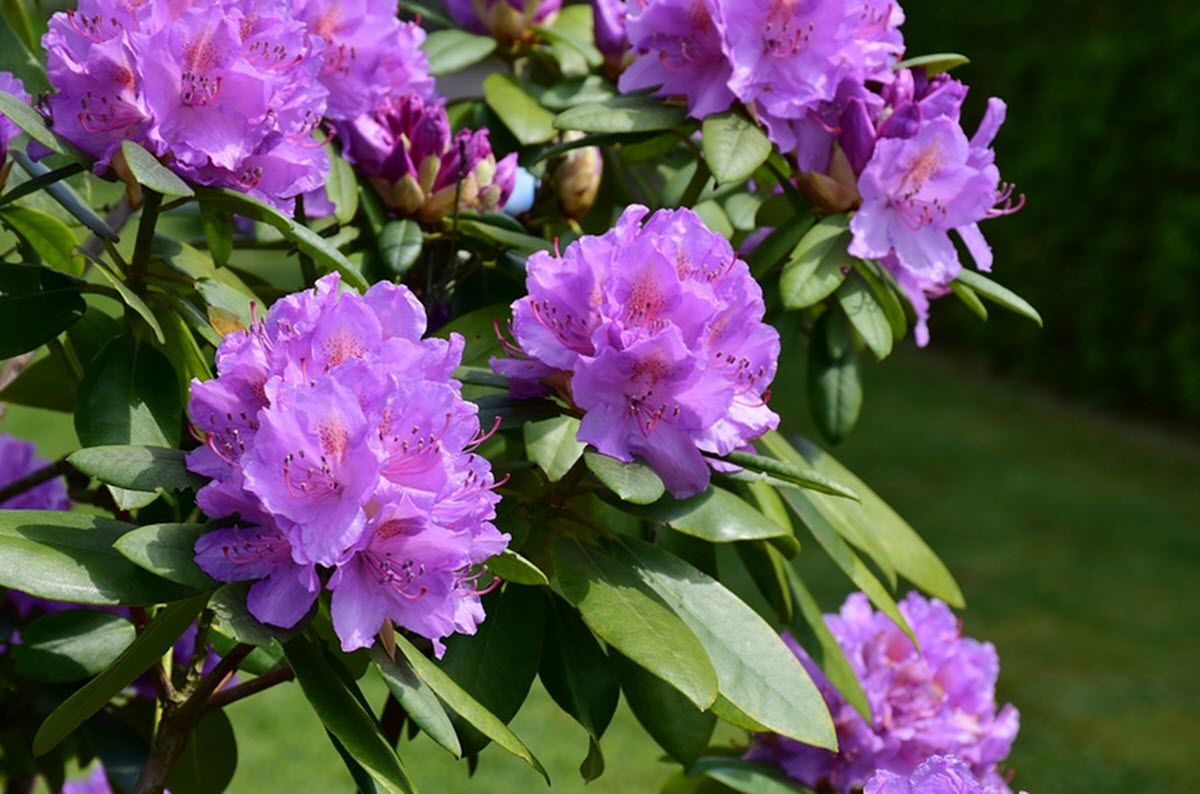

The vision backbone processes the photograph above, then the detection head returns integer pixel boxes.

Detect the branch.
[202,665,295,715]
[0,458,69,505]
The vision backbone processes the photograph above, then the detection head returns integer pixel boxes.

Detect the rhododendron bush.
[0,0,1041,791]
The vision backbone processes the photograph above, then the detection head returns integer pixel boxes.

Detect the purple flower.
[292,0,434,121]
[0,72,30,163]
[445,0,562,42]
[591,0,627,60]
[492,205,779,498]
[865,755,1029,794]
[746,592,1021,793]
[189,274,509,654]
[338,94,517,223]
[62,765,117,794]
[43,0,329,206]
[0,434,70,512]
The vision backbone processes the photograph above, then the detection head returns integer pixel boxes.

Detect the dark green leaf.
[0,263,85,358]
[611,651,715,766]
[554,95,689,134]
[954,269,1043,327]
[393,632,549,782]
[33,593,208,756]
[209,583,297,647]
[434,304,509,367]
[485,549,549,586]
[618,539,836,749]
[524,416,585,482]
[837,274,893,361]
[807,310,862,444]
[165,709,237,794]
[455,217,551,253]
[632,486,790,543]
[199,201,234,268]
[0,13,46,92]
[378,219,423,278]
[585,452,665,505]
[0,162,86,210]
[422,29,496,76]
[0,349,77,412]
[113,523,215,591]
[950,279,988,320]
[283,635,417,794]
[893,52,970,75]
[483,73,557,146]
[75,336,181,449]
[780,215,851,309]
[325,145,359,225]
[68,445,203,493]
[747,219,814,280]
[86,257,166,344]
[689,756,814,794]
[0,205,82,275]
[0,511,193,606]
[721,450,858,500]
[10,151,116,241]
[701,111,772,185]
[119,141,194,198]
[11,610,136,683]
[0,89,72,158]
[537,76,617,112]
[536,5,603,74]
[551,538,717,710]
[374,648,462,758]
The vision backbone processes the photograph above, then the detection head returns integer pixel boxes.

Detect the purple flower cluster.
[446,0,562,43]
[492,205,780,498]
[866,755,1028,794]
[188,274,509,655]
[0,72,30,163]
[338,94,517,223]
[746,592,1020,793]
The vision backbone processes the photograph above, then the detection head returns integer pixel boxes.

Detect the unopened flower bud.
[446,0,562,44]
[553,133,603,220]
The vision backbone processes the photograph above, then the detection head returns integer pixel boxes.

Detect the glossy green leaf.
[11,610,136,683]
[950,279,988,320]
[86,257,166,344]
[893,52,970,75]
[633,486,790,543]
[807,310,862,444]
[584,451,665,505]
[485,549,549,586]
[325,145,359,225]
[68,445,202,493]
[537,5,603,74]
[689,756,814,794]
[422,29,496,76]
[197,277,254,333]
[378,219,423,278]
[209,582,297,647]
[837,274,893,360]
[0,90,71,157]
[0,263,85,358]
[954,269,1043,327]
[747,218,814,280]
[554,95,689,134]
[618,539,836,749]
[393,632,549,783]
[780,215,851,309]
[374,648,462,758]
[552,538,717,710]
[0,205,82,275]
[852,259,908,340]
[734,540,794,623]
[524,415,586,482]
[611,651,715,766]
[693,200,733,240]
[33,593,208,756]
[194,188,368,291]
[435,305,508,367]
[702,111,772,185]
[722,450,858,500]
[199,200,234,268]
[0,511,193,606]
[483,73,557,146]
[283,635,417,794]
[113,523,215,591]
[166,709,238,794]
[75,336,181,450]
[120,141,194,198]
[455,217,551,253]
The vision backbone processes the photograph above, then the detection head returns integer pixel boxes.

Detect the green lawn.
[5,348,1197,793]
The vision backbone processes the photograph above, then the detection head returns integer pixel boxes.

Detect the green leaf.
[0,511,193,606]
[618,539,836,749]
[33,593,209,756]
[0,350,77,412]
[950,279,988,320]
[537,76,618,112]
[536,5,602,74]
[455,216,551,253]
[393,632,549,783]
[378,219,423,278]
[199,200,234,268]
[807,310,861,445]
[194,188,368,291]
[485,549,549,586]
[483,73,557,146]
[0,205,82,275]
[721,450,858,501]
[554,95,689,134]
[692,200,733,240]
[584,451,665,505]
[780,215,851,309]
[893,52,970,75]
[165,709,238,794]
[837,274,893,361]
[75,335,181,467]
[0,90,72,158]
[68,445,202,493]
[0,12,46,92]
[551,538,717,710]
[374,648,462,759]
[611,651,715,766]
[524,416,586,482]
[210,583,295,647]
[113,523,215,591]
[472,392,561,431]
[85,257,166,344]
[747,219,814,280]
[119,141,194,198]
[539,595,620,782]
[0,162,86,211]
[632,486,790,543]
[954,269,1043,327]
[0,263,85,358]
[733,540,794,623]
[10,151,117,241]
[11,610,136,683]
[197,277,254,333]
[852,259,908,340]
[701,111,772,185]
[422,29,497,76]
[283,634,418,794]
[325,145,359,225]
[689,756,815,794]
[435,304,509,367]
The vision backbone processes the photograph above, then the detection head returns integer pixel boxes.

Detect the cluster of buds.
[446,0,562,44]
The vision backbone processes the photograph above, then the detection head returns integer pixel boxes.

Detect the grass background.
[10,343,1193,792]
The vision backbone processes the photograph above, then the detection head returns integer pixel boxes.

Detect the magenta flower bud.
[445,0,562,43]
[591,0,627,59]
[338,94,516,223]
